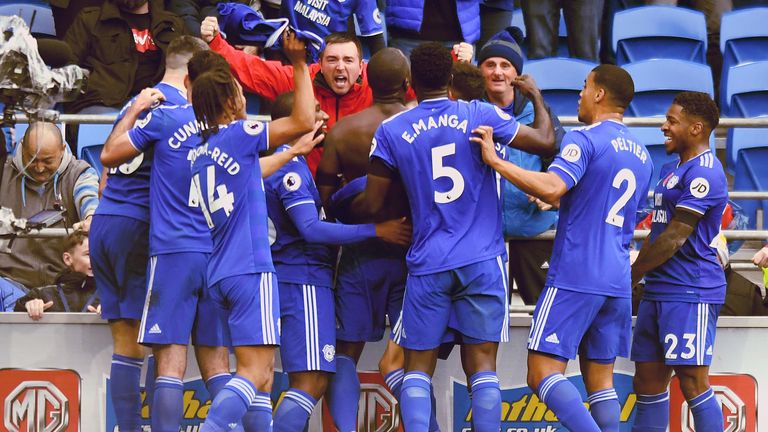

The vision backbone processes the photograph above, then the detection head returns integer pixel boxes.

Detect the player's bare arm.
[101,87,165,167]
[267,30,315,147]
[260,121,325,178]
[350,158,393,217]
[315,126,344,211]
[631,210,700,286]
[472,125,566,205]
[509,75,557,157]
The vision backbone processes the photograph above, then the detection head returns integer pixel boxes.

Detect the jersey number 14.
[189,165,235,229]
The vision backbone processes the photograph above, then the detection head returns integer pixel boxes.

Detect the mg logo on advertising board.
[670,374,757,432]
[0,369,80,432]
[323,371,404,432]
[453,372,637,432]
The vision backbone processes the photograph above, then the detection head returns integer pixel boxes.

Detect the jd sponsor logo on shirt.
[689,177,709,198]
[561,144,581,162]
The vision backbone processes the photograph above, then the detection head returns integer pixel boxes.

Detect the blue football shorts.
[631,299,721,366]
[527,286,632,361]
[89,214,149,321]
[278,282,335,373]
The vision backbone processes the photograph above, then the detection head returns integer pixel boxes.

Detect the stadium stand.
[523,57,597,117]
[724,61,768,117]
[624,59,714,117]
[0,2,55,37]
[733,146,768,229]
[510,8,569,58]
[719,7,768,108]
[76,123,111,160]
[727,126,768,174]
[612,6,707,65]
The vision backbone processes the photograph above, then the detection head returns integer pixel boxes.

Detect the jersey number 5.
[190,165,235,228]
[432,143,465,204]
[606,168,637,227]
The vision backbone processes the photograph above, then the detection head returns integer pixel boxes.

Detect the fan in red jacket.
[199,16,472,175]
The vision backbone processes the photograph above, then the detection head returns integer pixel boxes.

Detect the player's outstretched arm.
[350,159,393,217]
[267,31,315,148]
[753,246,768,268]
[472,126,566,205]
[509,75,556,157]
[260,121,325,178]
[287,203,410,246]
[101,88,165,167]
[631,211,699,286]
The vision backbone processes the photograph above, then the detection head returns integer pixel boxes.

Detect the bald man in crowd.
[0,122,99,291]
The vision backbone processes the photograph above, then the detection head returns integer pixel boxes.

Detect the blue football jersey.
[97,82,188,222]
[546,120,653,298]
[643,152,728,303]
[127,103,211,256]
[283,0,383,38]
[265,145,334,287]
[190,120,274,285]
[371,97,519,275]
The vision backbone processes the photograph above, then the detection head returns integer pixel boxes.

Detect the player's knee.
[527,369,544,392]
[675,369,710,400]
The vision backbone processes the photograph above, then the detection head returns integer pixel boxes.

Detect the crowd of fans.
[1,0,768,320]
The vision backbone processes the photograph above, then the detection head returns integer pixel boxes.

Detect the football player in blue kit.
[353,42,555,431]
[188,30,318,432]
[473,64,653,432]
[91,36,204,432]
[264,91,411,431]
[630,92,727,432]
[101,36,224,432]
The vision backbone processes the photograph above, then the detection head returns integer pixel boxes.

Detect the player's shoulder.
[381,105,416,126]
[684,151,727,185]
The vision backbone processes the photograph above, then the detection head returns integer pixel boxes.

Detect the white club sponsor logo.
[282,172,302,192]
[561,144,581,162]
[666,175,679,189]
[4,381,69,432]
[135,111,152,128]
[494,105,512,121]
[689,177,710,198]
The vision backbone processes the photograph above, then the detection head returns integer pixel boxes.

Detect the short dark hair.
[591,64,634,109]
[449,62,485,101]
[165,36,208,70]
[322,32,362,60]
[188,51,230,82]
[272,91,294,121]
[191,69,241,140]
[410,42,453,92]
[62,231,87,254]
[673,91,720,131]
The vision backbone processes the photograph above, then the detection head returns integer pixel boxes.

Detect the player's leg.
[90,214,149,432]
[274,283,335,432]
[398,270,452,432]
[630,300,673,432]
[194,346,245,432]
[670,303,723,432]
[448,256,511,432]
[201,273,280,432]
[631,362,673,432]
[328,246,380,431]
[579,296,633,432]
[140,253,205,432]
[526,287,604,432]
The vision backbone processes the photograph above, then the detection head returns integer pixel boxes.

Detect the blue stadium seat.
[523,58,597,116]
[612,6,707,65]
[629,126,716,190]
[726,126,768,174]
[733,147,768,229]
[719,8,768,107]
[624,59,713,117]
[245,92,261,115]
[0,3,55,37]
[724,61,768,117]
[81,144,104,176]
[77,124,112,159]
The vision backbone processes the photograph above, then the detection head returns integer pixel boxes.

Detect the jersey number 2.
[605,168,637,227]
[190,165,235,228]
[432,143,465,204]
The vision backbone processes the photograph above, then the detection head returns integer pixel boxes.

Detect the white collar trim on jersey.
[421,97,450,103]
[677,149,712,168]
